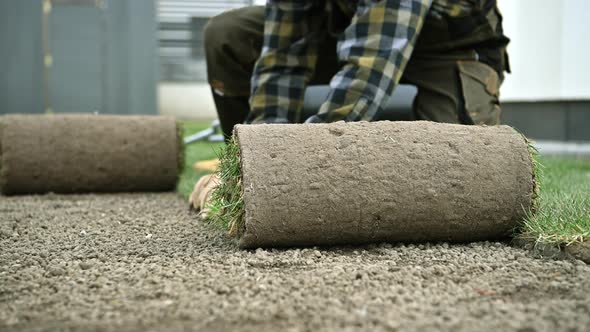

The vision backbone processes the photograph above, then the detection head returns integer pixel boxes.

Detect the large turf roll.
[213,121,536,248]
[0,114,181,195]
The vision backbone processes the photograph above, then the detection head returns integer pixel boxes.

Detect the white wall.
[159,83,217,119]
[498,0,590,101]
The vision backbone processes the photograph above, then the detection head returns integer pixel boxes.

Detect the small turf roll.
[225,121,536,248]
[0,114,182,195]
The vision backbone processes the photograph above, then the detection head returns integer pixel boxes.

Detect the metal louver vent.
[159,0,251,21]
[158,0,252,82]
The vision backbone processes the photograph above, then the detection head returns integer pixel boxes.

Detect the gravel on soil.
[0,193,589,332]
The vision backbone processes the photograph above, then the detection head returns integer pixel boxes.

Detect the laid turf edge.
[526,139,541,215]
[515,139,589,248]
[512,137,543,242]
[205,136,245,237]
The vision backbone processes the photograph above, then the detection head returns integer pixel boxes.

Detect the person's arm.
[306,0,433,123]
[247,1,322,124]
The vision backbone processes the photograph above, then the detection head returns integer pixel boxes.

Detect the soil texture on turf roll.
[232,121,535,248]
[0,114,181,195]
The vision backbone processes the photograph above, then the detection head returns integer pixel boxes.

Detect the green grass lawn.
[177,121,224,199]
[518,156,590,246]
[179,121,590,247]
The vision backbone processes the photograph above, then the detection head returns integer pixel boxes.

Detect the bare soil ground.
[1,193,589,332]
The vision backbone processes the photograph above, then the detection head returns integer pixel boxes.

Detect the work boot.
[212,89,250,142]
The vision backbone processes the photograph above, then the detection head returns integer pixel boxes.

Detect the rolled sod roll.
[0,114,181,194]
[210,121,537,248]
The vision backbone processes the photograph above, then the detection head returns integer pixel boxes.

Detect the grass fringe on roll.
[517,137,589,246]
[205,137,245,237]
[527,140,542,214]
[518,148,590,246]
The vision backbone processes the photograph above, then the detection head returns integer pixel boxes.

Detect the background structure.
[0,0,588,142]
[157,0,252,119]
[0,0,158,115]
[498,0,590,141]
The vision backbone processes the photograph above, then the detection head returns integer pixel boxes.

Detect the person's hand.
[188,174,220,216]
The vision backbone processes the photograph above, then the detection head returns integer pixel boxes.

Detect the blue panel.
[104,0,158,115]
[103,0,128,115]
[127,0,158,114]
[0,0,157,115]
[48,4,104,113]
[0,0,44,114]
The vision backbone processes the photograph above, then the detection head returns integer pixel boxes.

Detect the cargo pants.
[204,6,504,139]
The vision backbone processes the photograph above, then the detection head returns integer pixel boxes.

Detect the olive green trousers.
[204,6,503,138]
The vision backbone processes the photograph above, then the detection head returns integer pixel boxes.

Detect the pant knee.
[203,13,232,55]
[203,7,264,96]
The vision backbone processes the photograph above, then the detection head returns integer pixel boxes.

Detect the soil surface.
[1,193,589,332]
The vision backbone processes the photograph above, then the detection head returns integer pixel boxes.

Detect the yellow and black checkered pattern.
[247,0,489,124]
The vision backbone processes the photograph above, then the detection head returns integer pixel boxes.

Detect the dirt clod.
[79,262,92,270]
[0,193,589,332]
[565,242,590,264]
[48,266,66,277]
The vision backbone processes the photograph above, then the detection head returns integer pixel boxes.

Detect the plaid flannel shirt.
[248,0,480,124]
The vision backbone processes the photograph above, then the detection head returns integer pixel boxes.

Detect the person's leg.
[455,60,503,125]
[204,6,341,140]
[203,7,265,140]
[401,52,502,125]
[401,4,506,126]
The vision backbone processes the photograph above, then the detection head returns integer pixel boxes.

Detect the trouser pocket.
[457,60,502,125]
